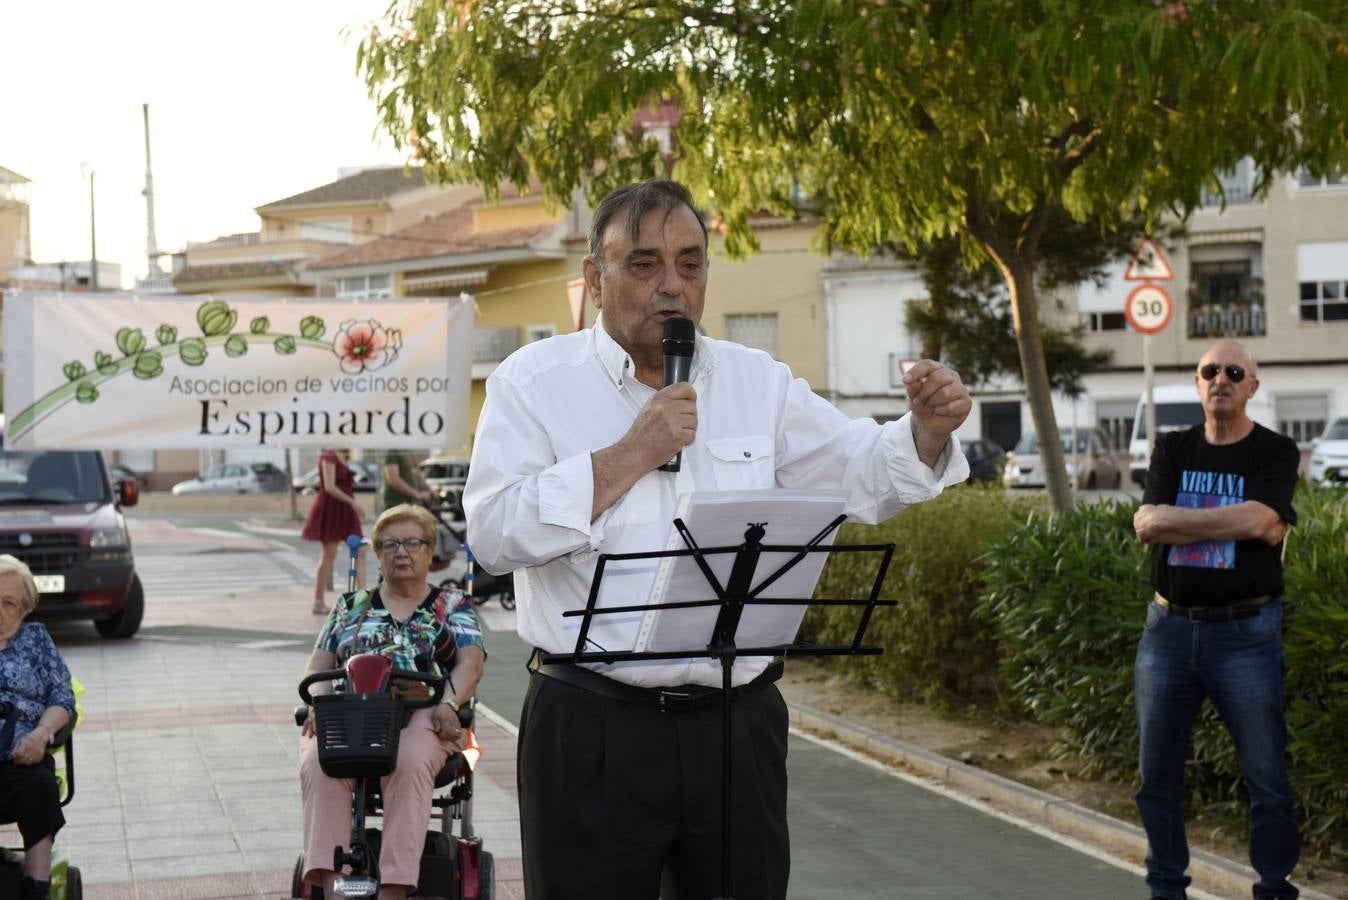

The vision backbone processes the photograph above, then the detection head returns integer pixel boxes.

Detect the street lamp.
[80,162,98,290]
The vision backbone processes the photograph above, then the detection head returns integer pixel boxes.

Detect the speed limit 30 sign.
[1124,283,1173,334]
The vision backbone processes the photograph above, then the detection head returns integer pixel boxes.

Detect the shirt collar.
[591,314,717,390]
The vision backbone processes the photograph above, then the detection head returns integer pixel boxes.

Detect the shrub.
[982,484,1348,861]
[803,484,1036,706]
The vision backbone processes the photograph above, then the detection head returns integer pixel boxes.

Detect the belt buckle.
[657,688,697,713]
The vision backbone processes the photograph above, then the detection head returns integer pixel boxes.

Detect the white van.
[1128,382,1274,484]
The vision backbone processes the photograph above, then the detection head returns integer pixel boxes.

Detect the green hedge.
[980,484,1348,861]
[803,484,1037,706]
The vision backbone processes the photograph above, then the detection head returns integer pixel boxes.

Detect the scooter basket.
[313,694,403,779]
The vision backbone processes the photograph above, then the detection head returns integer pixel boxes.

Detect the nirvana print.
[1169,469,1245,570]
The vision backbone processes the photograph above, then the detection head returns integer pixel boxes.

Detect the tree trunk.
[921,297,941,360]
[963,192,1073,513]
[1004,265,1073,513]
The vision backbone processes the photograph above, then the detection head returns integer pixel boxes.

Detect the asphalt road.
[126,508,1152,899]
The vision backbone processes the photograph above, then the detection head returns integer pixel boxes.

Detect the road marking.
[474,702,519,737]
[788,727,1227,900]
[235,520,306,538]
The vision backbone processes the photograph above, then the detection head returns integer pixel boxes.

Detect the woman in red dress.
[301,449,366,614]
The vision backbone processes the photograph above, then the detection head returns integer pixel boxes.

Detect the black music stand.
[539,513,896,900]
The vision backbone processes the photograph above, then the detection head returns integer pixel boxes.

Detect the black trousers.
[0,757,64,849]
[518,673,790,900]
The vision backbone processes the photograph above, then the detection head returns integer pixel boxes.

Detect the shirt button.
[743,451,751,458]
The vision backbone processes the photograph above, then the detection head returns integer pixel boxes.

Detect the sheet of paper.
[634,489,848,653]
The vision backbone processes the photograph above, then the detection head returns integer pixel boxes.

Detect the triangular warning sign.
[1124,237,1174,281]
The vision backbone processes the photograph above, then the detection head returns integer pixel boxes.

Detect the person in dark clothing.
[1132,339,1301,900]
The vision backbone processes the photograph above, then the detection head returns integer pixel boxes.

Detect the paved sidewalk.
[3,518,523,899]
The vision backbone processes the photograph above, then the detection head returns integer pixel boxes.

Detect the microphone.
[657,316,696,473]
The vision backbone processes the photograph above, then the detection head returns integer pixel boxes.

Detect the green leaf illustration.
[300,316,326,340]
[274,336,296,355]
[63,361,86,381]
[225,334,248,357]
[116,327,146,356]
[250,316,270,334]
[180,339,208,366]
[75,383,99,404]
[94,351,117,375]
[197,301,237,336]
[132,351,164,379]
[156,324,177,345]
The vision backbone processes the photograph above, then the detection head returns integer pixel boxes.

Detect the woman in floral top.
[0,554,77,900]
[298,504,485,900]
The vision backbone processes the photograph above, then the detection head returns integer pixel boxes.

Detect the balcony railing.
[1188,303,1266,338]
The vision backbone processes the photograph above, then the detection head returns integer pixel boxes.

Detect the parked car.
[961,438,1007,485]
[0,449,144,638]
[292,460,379,494]
[171,462,288,495]
[419,455,470,493]
[1004,427,1122,490]
[107,463,147,491]
[1309,417,1348,486]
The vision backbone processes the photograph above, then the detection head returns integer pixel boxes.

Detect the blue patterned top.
[0,623,76,759]
[315,586,485,675]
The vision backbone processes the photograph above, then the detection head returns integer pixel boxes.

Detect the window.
[1277,395,1329,446]
[725,313,779,358]
[1187,260,1265,337]
[1201,157,1254,206]
[1096,400,1136,452]
[1080,311,1128,333]
[526,324,557,343]
[1297,169,1345,188]
[336,274,392,300]
[1299,280,1348,323]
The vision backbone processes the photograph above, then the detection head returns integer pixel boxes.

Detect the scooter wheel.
[498,593,516,611]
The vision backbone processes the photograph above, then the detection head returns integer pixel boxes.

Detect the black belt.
[528,649,784,713]
[1155,593,1275,622]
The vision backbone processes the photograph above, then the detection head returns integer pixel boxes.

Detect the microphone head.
[662,316,696,357]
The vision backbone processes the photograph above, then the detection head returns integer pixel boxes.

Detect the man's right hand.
[620,383,698,470]
[591,383,698,521]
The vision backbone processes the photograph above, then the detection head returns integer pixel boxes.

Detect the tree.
[358,1,1348,511]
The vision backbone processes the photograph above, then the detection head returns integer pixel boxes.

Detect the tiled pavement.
[3,518,523,899]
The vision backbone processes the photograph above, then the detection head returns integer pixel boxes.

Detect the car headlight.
[90,528,129,549]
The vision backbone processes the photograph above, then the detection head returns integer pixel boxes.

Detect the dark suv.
[0,450,143,638]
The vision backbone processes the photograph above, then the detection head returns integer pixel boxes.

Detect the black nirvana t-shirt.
[1143,423,1299,607]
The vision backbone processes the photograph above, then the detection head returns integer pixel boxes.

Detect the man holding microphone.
[464,179,971,900]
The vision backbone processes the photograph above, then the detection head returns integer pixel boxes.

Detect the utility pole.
[142,103,162,277]
[81,163,98,290]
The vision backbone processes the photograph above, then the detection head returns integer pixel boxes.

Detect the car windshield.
[1137,402,1204,438]
[0,450,110,504]
[422,459,468,480]
[1323,420,1348,441]
[1013,431,1090,455]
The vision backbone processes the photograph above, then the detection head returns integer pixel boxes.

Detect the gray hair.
[0,554,39,616]
[587,179,708,269]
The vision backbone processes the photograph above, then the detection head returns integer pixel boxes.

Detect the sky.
[3,0,408,288]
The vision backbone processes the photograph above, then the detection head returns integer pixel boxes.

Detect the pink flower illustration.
[332,319,402,374]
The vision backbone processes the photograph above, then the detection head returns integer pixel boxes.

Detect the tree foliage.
[358,0,1348,509]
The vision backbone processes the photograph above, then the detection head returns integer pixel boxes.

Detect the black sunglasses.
[1198,363,1246,383]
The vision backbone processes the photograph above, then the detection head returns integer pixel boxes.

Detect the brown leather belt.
[1155,593,1275,622]
[528,648,784,713]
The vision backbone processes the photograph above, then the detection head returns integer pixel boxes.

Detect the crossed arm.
[1133,500,1288,547]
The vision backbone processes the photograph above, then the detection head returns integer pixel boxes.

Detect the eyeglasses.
[1198,363,1246,383]
[376,537,429,555]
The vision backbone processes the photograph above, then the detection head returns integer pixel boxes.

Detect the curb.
[787,702,1335,900]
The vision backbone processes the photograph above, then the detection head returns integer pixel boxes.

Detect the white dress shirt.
[464,319,970,688]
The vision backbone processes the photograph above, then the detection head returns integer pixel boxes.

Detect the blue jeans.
[1134,599,1299,900]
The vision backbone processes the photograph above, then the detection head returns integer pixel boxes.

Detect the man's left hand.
[1134,504,1169,544]
[903,360,972,438]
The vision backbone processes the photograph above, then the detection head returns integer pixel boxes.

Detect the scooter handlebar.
[297,667,446,708]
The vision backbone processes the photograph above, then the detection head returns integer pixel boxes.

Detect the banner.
[3,292,474,449]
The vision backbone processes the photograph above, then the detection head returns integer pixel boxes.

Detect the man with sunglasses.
[1132,340,1302,900]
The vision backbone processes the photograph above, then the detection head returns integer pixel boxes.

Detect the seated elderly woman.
[0,555,77,900]
[298,504,486,900]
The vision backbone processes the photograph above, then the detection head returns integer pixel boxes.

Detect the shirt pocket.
[705,435,775,490]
